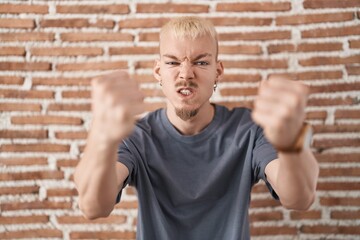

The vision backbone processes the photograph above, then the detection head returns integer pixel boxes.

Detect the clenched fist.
[252,75,309,150]
[91,70,145,143]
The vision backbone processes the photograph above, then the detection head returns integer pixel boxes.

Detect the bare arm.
[252,75,319,210]
[265,150,319,210]
[74,71,144,219]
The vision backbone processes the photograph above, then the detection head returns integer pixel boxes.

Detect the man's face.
[154,31,223,120]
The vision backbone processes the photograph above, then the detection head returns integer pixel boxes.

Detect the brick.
[0,32,54,42]
[302,25,360,38]
[55,131,87,140]
[115,200,138,209]
[312,96,352,107]
[40,19,114,29]
[0,89,54,99]
[222,74,262,82]
[0,143,70,153]
[346,65,360,75]
[299,55,360,66]
[210,17,272,26]
[56,61,127,71]
[290,210,322,220]
[320,197,360,206]
[223,59,288,69]
[0,62,51,71]
[220,87,258,96]
[11,115,83,125]
[56,159,79,168]
[250,198,281,208]
[139,32,159,42]
[251,226,297,235]
[0,186,40,195]
[61,32,133,42]
[276,12,354,25]
[109,46,159,55]
[306,111,327,120]
[56,4,129,14]
[70,231,136,239]
[137,4,209,13]
[313,124,360,133]
[0,18,35,28]
[268,42,342,54]
[141,88,164,98]
[0,130,47,139]
[313,138,360,148]
[300,225,360,234]
[0,171,64,181]
[62,90,90,99]
[310,82,360,93]
[0,157,48,166]
[0,76,24,85]
[133,74,157,83]
[31,47,103,56]
[293,70,343,80]
[32,77,91,86]
[0,229,62,239]
[320,167,360,177]
[0,103,41,112]
[335,109,360,119]
[250,211,283,222]
[125,187,136,196]
[219,30,291,41]
[57,215,126,224]
[314,153,360,163]
[0,215,49,224]
[252,183,268,193]
[219,44,262,55]
[134,61,154,69]
[48,103,91,112]
[0,47,26,56]
[119,18,169,28]
[216,2,291,12]
[0,4,48,14]
[47,188,78,197]
[317,182,360,191]
[1,200,71,211]
[349,39,360,48]
[304,0,360,9]
[331,210,360,219]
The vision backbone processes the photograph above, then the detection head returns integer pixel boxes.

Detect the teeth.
[180,89,191,95]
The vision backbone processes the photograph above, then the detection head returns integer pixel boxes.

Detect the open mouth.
[178,88,194,96]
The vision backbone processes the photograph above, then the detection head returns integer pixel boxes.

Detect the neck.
[166,102,215,136]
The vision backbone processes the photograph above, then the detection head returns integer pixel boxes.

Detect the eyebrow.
[162,53,212,61]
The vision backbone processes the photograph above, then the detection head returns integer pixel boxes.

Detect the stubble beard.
[175,107,199,121]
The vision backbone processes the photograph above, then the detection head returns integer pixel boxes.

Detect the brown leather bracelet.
[275,123,313,153]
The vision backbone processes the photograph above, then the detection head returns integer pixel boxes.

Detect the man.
[74,16,319,239]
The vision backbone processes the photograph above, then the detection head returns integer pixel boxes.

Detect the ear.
[153,59,161,82]
[215,61,224,83]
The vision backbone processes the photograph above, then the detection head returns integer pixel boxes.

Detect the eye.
[165,61,180,65]
[194,61,209,66]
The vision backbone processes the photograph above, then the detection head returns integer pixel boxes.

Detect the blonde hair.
[160,16,219,58]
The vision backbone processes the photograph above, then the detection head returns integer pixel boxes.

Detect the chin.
[175,107,199,121]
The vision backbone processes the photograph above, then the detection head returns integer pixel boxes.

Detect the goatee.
[175,108,199,121]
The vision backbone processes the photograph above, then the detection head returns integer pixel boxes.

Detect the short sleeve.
[116,140,137,203]
[252,126,279,199]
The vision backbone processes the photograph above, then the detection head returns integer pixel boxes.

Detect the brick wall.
[0,0,359,239]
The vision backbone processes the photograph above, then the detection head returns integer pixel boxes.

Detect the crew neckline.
[160,104,223,144]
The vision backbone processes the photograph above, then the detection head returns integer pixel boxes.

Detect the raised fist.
[90,70,145,143]
[252,75,309,150]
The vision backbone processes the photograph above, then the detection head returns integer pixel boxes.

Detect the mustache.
[175,81,198,88]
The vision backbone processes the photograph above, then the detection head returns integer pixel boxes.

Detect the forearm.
[74,130,122,219]
[275,149,319,210]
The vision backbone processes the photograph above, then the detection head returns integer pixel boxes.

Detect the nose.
[179,61,194,80]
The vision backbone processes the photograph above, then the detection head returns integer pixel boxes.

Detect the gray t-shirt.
[117,104,278,240]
